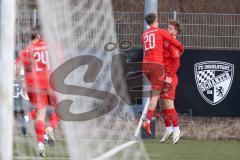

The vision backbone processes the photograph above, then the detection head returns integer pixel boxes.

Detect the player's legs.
[35,107,47,157]
[24,109,37,122]
[160,76,182,143]
[143,89,162,135]
[44,94,59,147]
[142,63,166,135]
[47,94,59,129]
[142,93,159,135]
[36,108,47,143]
[159,99,174,142]
[28,92,48,145]
[160,98,182,144]
[45,110,59,147]
[49,111,59,129]
[23,107,59,146]
[28,91,49,156]
[20,109,37,136]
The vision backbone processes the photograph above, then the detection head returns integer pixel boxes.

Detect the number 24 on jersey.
[34,50,50,72]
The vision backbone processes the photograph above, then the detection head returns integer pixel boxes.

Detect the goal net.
[13,0,150,159]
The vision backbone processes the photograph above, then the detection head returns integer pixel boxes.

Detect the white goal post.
[0,0,16,159]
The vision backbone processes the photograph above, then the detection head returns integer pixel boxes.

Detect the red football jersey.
[16,40,50,89]
[142,26,184,64]
[163,40,183,76]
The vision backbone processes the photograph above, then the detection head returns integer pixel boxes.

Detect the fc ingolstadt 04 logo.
[194,61,234,105]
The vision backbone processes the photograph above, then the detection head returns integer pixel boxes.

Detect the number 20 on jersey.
[144,33,155,51]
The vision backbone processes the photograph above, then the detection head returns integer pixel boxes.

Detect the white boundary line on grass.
[13,157,69,159]
[13,153,162,160]
[16,137,128,142]
[15,99,151,160]
[93,98,150,160]
[93,140,138,160]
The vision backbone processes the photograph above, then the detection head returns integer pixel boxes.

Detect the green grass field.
[13,138,240,160]
[142,139,240,160]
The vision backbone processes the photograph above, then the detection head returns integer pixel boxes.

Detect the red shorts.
[160,74,178,100]
[27,90,57,109]
[25,73,50,90]
[142,62,165,90]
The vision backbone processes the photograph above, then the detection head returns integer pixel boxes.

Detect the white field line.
[93,140,138,160]
[15,136,129,142]
[92,98,150,160]
[15,98,151,160]
[13,153,162,160]
[13,157,69,159]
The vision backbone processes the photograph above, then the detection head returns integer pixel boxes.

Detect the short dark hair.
[31,24,42,40]
[168,19,181,34]
[145,13,157,25]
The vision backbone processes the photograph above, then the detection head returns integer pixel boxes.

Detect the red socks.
[28,110,59,129]
[162,109,172,127]
[146,109,156,122]
[28,110,37,120]
[35,120,45,143]
[49,112,60,129]
[31,111,59,143]
[162,108,179,127]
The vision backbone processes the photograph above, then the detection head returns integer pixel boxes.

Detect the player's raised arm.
[159,28,184,53]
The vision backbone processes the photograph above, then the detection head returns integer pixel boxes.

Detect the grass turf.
[13,138,240,160]
[142,139,240,160]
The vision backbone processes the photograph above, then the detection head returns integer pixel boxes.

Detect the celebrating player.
[15,25,59,157]
[159,19,183,144]
[141,13,184,135]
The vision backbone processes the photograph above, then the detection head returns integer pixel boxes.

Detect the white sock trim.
[173,126,180,132]
[38,142,44,146]
[44,134,49,140]
[166,126,173,132]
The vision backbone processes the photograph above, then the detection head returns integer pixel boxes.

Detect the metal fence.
[16,10,34,51]
[16,11,240,51]
[178,13,240,50]
[114,12,240,50]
